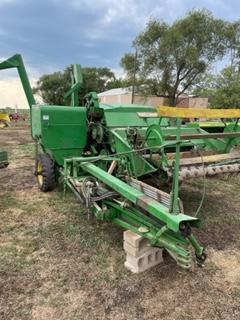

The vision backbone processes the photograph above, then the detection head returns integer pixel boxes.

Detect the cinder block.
[123,230,163,273]
[124,247,163,274]
[123,230,149,249]
[123,240,150,257]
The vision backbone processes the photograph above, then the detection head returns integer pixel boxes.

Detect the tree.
[82,67,115,95]
[192,66,240,108]
[191,72,218,99]
[33,66,116,105]
[105,77,131,90]
[33,70,71,105]
[121,10,231,106]
[211,66,240,108]
[225,20,240,68]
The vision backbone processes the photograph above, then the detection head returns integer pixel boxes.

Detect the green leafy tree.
[106,78,131,90]
[82,67,115,94]
[211,66,240,108]
[192,66,240,108]
[225,21,240,68]
[121,10,231,105]
[191,72,218,98]
[33,70,71,105]
[33,66,116,105]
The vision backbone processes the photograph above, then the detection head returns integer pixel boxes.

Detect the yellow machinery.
[0,113,10,128]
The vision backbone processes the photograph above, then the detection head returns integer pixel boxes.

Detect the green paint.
[0,54,35,109]
[4,53,240,269]
[32,105,87,165]
[0,150,8,168]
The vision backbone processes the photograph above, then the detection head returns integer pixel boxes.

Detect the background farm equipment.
[0,112,10,128]
[1,54,240,269]
[0,111,26,128]
[9,112,26,122]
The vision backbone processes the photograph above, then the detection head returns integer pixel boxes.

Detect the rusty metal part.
[174,153,240,166]
[167,162,240,181]
[126,176,184,212]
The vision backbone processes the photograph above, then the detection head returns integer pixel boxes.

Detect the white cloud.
[0,55,40,108]
[61,0,186,25]
[0,56,41,81]
[54,0,239,35]
[0,78,39,109]
[111,67,125,78]
[52,0,201,43]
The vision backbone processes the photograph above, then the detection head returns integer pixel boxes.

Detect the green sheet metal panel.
[102,104,169,127]
[32,105,41,138]
[0,150,8,168]
[32,105,87,165]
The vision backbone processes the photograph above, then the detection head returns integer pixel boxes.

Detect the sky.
[0,0,240,108]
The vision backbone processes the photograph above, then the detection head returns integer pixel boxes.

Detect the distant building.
[98,88,208,109]
[175,93,208,109]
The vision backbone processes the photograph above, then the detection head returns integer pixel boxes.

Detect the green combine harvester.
[1,54,240,269]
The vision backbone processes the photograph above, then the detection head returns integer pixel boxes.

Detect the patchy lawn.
[0,124,239,320]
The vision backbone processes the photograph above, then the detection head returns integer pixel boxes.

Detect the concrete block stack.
[123,230,163,273]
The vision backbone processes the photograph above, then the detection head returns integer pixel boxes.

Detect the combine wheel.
[36,153,56,192]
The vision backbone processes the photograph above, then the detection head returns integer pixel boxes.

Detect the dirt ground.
[0,123,239,320]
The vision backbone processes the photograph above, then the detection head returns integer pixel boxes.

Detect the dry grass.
[0,123,239,320]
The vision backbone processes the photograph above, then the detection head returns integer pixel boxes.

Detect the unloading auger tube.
[2,54,240,270]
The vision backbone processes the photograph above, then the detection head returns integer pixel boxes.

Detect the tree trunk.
[169,93,177,126]
[169,94,176,107]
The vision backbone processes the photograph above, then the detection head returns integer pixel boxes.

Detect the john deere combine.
[1,54,240,269]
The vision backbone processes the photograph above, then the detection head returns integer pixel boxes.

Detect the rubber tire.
[36,153,56,192]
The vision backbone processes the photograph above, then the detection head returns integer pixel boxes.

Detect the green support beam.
[64,64,83,106]
[0,54,36,109]
[80,162,200,232]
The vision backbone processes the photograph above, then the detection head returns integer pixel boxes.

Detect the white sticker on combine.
[43,115,49,121]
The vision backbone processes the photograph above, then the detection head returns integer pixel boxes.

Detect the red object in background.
[9,113,26,121]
